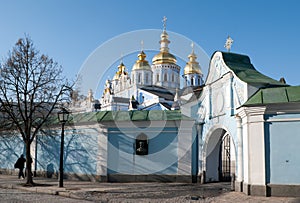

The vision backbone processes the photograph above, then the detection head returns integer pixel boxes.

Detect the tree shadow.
[0,132,24,170]
[37,127,99,180]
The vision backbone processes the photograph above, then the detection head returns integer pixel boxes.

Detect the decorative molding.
[265,117,300,122]
[237,106,266,119]
[233,80,245,106]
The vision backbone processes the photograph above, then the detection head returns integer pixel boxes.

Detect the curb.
[0,182,84,200]
[0,184,14,189]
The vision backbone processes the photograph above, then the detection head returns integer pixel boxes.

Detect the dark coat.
[15,156,26,169]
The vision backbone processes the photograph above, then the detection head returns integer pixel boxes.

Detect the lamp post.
[57,107,69,187]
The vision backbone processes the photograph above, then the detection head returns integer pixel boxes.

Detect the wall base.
[0,169,108,182]
[0,169,18,176]
[243,183,250,195]
[242,183,267,196]
[267,184,300,197]
[108,174,192,183]
[235,181,243,192]
[242,183,300,197]
[200,171,206,184]
[250,185,267,196]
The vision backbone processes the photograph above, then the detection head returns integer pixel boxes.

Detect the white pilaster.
[97,127,108,179]
[177,120,194,176]
[237,106,267,195]
[236,115,243,182]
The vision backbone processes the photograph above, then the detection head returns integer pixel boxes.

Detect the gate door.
[219,133,231,181]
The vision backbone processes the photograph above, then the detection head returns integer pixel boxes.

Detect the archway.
[203,128,236,182]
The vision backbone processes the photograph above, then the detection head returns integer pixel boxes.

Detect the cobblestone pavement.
[1,174,300,202]
[0,188,90,203]
[72,182,300,203]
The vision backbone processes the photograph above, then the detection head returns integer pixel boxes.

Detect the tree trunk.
[25,140,34,185]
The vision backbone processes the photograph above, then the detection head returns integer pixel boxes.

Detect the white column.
[97,127,108,181]
[236,115,243,183]
[238,106,267,196]
[177,120,194,176]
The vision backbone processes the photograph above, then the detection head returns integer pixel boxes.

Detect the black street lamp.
[57,107,69,187]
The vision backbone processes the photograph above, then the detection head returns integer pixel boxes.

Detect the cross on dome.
[120,53,124,63]
[162,16,167,31]
[141,40,144,51]
[191,42,195,53]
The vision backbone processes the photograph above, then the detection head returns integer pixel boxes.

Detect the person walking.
[15,154,26,179]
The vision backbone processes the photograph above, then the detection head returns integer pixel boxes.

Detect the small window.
[191,77,194,86]
[138,73,141,83]
[136,134,148,155]
[156,74,159,82]
[172,73,174,82]
[164,73,167,82]
[145,73,149,84]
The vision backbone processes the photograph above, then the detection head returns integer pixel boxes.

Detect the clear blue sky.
[1,0,299,95]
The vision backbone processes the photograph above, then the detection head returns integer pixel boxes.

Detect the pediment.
[205,51,230,85]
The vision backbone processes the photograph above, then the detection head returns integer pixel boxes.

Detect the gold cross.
[141,40,144,51]
[191,41,194,53]
[162,16,167,31]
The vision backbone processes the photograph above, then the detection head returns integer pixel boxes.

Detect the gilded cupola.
[113,61,128,80]
[152,17,177,65]
[103,79,112,94]
[132,50,151,71]
[184,43,202,75]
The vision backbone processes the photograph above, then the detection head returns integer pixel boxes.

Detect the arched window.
[138,73,141,84]
[136,133,148,155]
[172,73,174,82]
[198,78,201,86]
[164,73,167,82]
[156,74,159,82]
[191,77,194,86]
[145,73,149,84]
[132,74,134,84]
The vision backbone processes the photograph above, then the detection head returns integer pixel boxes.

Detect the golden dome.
[132,51,151,71]
[104,86,111,94]
[184,52,202,75]
[113,62,128,80]
[103,80,111,94]
[152,29,178,65]
[152,52,177,65]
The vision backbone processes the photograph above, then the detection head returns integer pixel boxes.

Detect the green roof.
[221,52,287,87]
[47,110,193,126]
[243,86,300,106]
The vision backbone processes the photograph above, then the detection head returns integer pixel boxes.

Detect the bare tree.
[0,36,72,185]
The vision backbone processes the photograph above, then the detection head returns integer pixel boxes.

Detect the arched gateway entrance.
[203,128,236,182]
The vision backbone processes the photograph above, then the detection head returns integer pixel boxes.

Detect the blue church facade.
[1,23,300,197]
[235,87,300,196]
[186,51,300,196]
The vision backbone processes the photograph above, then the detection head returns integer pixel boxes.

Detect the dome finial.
[120,53,124,64]
[159,17,170,53]
[141,40,144,51]
[162,16,167,31]
[191,41,195,54]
